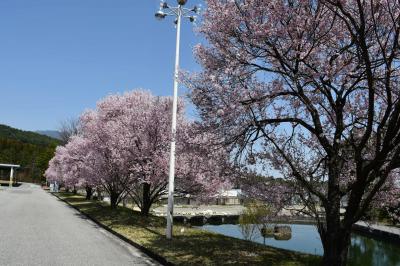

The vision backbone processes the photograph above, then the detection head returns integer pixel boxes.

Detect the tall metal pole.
[166,5,182,240]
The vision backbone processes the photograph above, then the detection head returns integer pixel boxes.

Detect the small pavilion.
[0,164,20,187]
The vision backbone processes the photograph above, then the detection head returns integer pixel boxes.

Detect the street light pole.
[166,5,181,241]
[155,0,199,239]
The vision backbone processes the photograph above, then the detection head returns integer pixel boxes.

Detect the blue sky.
[0,0,203,131]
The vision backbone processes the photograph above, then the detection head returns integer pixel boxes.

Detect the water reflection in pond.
[198,224,400,266]
[349,234,400,266]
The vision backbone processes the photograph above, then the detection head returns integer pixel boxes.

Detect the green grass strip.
[55,192,321,266]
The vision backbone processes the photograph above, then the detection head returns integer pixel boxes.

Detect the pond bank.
[198,223,400,266]
[353,221,400,245]
[163,209,400,245]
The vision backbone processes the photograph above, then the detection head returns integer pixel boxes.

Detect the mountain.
[0,124,60,183]
[0,124,60,146]
[36,130,62,140]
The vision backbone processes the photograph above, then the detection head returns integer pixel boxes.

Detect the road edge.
[50,192,174,266]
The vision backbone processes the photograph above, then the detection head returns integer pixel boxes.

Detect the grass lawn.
[55,192,321,266]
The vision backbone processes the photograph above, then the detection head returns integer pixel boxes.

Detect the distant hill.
[36,130,62,140]
[0,124,60,183]
[0,124,60,146]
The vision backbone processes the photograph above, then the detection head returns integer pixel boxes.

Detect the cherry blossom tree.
[45,148,64,187]
[61,136,100,199]
[81,91,232,214]
[47,90,232,214]
[373,171,400,223]
[45,136,99,199]
[187,1,400,264]
[176,124,234,202]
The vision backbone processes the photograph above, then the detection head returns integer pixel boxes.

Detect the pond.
[198,223,400,266]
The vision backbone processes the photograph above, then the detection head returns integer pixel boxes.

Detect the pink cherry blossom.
[46,90,232,214]
[186,1,400,264]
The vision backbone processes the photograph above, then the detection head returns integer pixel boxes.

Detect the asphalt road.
[0,183,160,266]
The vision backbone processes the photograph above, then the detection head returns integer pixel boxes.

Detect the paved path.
[0,183,160,266]
[356,221,400,235]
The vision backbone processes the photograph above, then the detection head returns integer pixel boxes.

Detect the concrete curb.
[352,223,400,245]
[50,192,174,266]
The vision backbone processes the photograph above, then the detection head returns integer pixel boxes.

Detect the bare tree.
[58,118,80,145]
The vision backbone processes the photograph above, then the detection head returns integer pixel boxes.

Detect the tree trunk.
[322,228,351,265]
[321,155,351,265]
[110,191,120,209]
[85,186,93,200]
[141,183,151,216]
[73,186,77,194]
[96,190,102,201]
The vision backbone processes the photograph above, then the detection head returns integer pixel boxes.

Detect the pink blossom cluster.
[186,0,400,216]
[46,90,232,213]
[187,1,400,262]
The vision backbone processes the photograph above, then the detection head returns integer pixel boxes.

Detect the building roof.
[0,164,20,168]
[219,189,242,198]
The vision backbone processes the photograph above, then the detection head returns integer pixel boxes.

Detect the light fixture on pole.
[155,0,199,239]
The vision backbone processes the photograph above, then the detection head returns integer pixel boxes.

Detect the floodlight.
[177,0,187,5]
[161,1,169,9]
[155,10,167,20]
